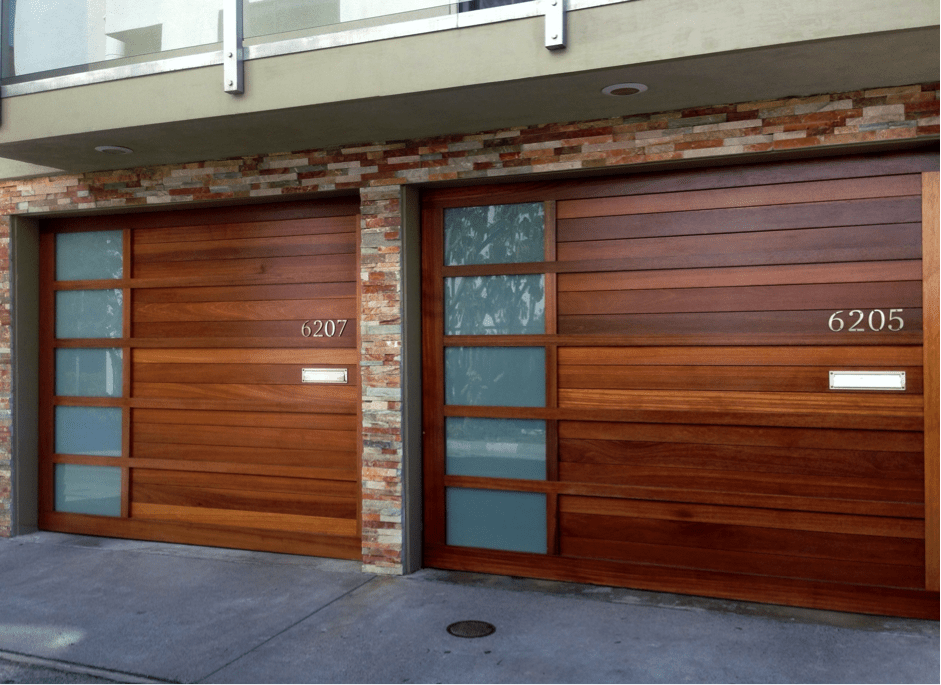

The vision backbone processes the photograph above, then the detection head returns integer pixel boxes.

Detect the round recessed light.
[602,83,648,97]
[94,145,133,155]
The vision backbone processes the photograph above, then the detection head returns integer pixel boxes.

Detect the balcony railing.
[0,0,625,97]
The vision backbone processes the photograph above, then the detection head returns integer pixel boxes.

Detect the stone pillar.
[359,185,405,574]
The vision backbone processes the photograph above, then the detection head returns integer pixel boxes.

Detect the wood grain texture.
[420,149,938,617]
[557,261,922,293]
[556,197,921,242]
[423,543,938,619]
[41,200,362,559]
[923,171,940,592]
[557,175,922,219]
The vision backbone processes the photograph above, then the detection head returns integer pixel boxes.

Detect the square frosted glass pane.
[55,464,121,517]
[56,231,123,280]
[56,290,123,339]
[446,418,545,480]
[447,488,546,554]
[444,203,544,265]
[445,347,545,407]
[56,349,122,397]
[445,275,545,335]
[55,406,122,457]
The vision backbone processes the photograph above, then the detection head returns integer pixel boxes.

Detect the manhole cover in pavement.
[447,620,496,638]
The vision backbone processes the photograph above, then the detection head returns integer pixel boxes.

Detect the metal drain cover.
[447,620,496,638]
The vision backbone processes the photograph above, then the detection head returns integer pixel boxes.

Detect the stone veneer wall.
[0,83,937,574]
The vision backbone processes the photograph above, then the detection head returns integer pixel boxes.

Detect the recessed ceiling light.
[602,83,648,97]
[95,145,133,155]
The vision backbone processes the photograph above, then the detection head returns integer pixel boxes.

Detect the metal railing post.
[223,0,243,94]
[544,0,566,50]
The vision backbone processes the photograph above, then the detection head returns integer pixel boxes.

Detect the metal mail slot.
[301,368,348,384]
[829,371,906,391]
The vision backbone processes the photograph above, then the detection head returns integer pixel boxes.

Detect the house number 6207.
[301,319,348,338]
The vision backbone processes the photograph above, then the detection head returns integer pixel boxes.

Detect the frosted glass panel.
[55,406,122,457]
[56,290,123,339]
[446,418,545,480]
[445,347,545,407]
[56,349,122,397]
[447,488,546,553]
[54,464,121,517]
[56,230,123,280]
[444,203,544,265]
[445,275,544,335]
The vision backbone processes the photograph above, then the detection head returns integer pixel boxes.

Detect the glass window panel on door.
[432,199,552,562]
[48,227,128,520]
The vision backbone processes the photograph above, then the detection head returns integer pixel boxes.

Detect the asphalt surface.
[0,531,937,683]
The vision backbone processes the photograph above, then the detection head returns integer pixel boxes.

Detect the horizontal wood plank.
[558,495,924,538]
[558,281,922,316]
[133,363,353,385]
[556,197,921,242]
[558,421,923,452]
[556,345,923,366]
[557,175,922,219]
[131,502,357,536]
[132,408,358,431]
[557,261,922,293]
[559,437,923,480]
[559,535,924,588]
[134,232,355,264]
[132,215,356,244]
[132,468,357,496]
[558,309,924,341]
[132,441,356,472]
[132,482,357,519]
[558,365,923,394]
[133,421,355,451]
[557,224,920,264]
[133,298,355,323]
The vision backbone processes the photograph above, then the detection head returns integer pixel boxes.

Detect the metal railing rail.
[0,0,630,99]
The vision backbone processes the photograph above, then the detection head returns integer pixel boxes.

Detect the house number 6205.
[828,309,904,332]
[301,319,348,338]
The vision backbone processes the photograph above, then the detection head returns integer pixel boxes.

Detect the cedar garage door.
[39,199,362,559]
[422,150,939,619]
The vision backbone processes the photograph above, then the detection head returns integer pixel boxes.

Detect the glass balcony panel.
[447,487,546,553]
[445,346,545,407]
[446,417,545,480]
[55,406,123,457]
[444,202,544,266]
[56,230,123,281]
[243,0,457,41]
[445,274,544,335]
[55,464,121,517]
[56,349,123,398]
[5,0,224,79]
[55,290,123,339]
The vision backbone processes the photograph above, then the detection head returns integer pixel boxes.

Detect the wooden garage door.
[39,199,362,559]
[422,150,939,618]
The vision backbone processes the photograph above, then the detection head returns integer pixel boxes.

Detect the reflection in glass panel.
[54,464,121,517]
[56,349,122,397]
[445,347,545,407]
[444,202,544,266]
[56,230,123,280]
[446,417,545,480]
[56,290,123,339]
[55,406,122,457]
[6,0,224,78]
[445,275,544,335]
[447,488,546,553]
